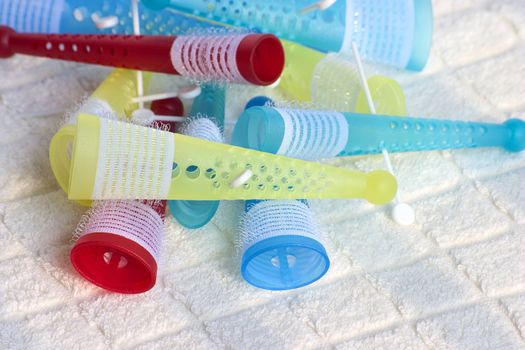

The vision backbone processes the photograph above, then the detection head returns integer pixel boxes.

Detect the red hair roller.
[0,26,284,86]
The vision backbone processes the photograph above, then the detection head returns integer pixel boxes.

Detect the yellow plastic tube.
[57,114,397,204]
[278,40,324,102]
[49,69,151,205]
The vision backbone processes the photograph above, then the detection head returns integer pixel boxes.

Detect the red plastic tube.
[70,200,167,294]
[0,25,284,85]
[69,110,180,294]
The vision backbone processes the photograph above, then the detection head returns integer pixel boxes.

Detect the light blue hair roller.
[142,0,433,71]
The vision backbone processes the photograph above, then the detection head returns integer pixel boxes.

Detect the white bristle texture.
[237,200,322,254]
[93,118,174,199]
[72,200,164,263]
[61,96,122,131]
[342,0,415,68]
[182,115,224,143]
[311,53,361,112]
[170,32,249,84]
[1,0,63,33]
[273,108,349,160]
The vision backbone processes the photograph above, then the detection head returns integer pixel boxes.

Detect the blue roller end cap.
[232,106,284,153]
[406,0,433,71]
[168,200,220,229]
[241,235,330,291]
[504,119,525,152]
[244,96,273,110]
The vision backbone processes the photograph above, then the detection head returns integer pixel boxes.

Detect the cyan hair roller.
[168,85,226,229]
[232,106,525,159]
[233,97,330,291]
[0,0,216,35]
[142,0,433,70]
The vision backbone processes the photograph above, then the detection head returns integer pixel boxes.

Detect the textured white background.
[1,0,525,349]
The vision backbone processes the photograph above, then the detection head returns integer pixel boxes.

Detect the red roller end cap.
[0,26,15,58]
[70,233,157,294]
[151,98,184,132]
[236,34,284,86]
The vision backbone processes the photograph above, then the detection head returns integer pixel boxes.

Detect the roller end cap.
[504,119,525,152]
[70,233,157,294]
[0,26,15,58]
[237,34,285,86]
[366,170,398,205]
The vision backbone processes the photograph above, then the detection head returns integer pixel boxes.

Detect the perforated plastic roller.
[168,85,226,229]
[50,69,150,205]
[142,0,433,70]
[50,114,397,204]
[0,26,284,85]
[0,0,216,35]
[233,107,525,159]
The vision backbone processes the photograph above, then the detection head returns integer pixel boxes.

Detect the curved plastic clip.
[49,125,91,206]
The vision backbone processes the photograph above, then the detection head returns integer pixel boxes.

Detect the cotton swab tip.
[178,85,202,100]
[392,202,416,226]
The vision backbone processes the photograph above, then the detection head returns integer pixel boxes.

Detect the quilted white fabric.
[0,1,525,349]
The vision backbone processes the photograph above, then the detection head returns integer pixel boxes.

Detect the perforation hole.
[243,183,251,190]
[185,165,200,179]
[205,168,217,179]
[287,185,295,192]
[257,184,266,191]
[72,44,78,52]
[213,181,221,188]
[272,185,280,191]
[171,163,180,178]
[46,42,53,50]
[58,43,65,51]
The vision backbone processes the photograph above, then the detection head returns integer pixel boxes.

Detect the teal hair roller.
[168,85,226,229]
[142,0,433,71]
[232,107,525,158]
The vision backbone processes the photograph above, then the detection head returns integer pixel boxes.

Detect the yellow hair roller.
[58,113,397,204]
[50,69,151,205]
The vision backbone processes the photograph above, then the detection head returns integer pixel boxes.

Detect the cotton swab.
[351,41,415,226]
